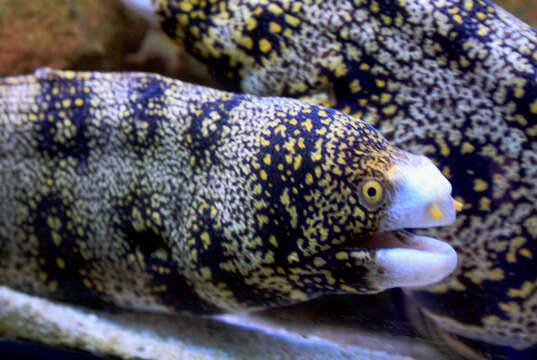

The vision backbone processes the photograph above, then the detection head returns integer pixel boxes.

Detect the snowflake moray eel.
[130,0,537,357]
[0,69,457,316]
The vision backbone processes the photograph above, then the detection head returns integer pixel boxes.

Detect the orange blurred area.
[494,0,537,27]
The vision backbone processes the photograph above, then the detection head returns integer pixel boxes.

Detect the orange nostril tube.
[453,198,463,212]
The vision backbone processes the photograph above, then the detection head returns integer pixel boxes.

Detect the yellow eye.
[360,179,384,206]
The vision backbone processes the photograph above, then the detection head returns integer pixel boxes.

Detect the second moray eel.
[0,69,457,313]
[135,0,537,357]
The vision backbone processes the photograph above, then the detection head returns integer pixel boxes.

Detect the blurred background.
[0,1,535,359]
[0,0,535,80]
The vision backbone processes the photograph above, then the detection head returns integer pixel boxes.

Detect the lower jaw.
[342,230,458,290]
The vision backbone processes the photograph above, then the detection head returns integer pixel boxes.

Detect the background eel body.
[139,0,537,357]
[0,69,456,315]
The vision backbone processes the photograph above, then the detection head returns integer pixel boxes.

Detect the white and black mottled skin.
[149,0,537,358]
[0,69,458,320]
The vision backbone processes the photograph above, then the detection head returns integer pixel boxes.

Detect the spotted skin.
[152,0,537,357]
[0,69,425,314]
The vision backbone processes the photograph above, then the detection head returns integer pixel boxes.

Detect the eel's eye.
[360,179,384,208]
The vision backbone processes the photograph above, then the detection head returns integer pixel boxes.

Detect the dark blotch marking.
[126,229,170,258]
[157,5,243,91]
[254,108,368,277]
[429,31,469,66]
[186,96,241,167]
[115,191,222,314]
[30,195,112,310]
[329,54,387,113]
[197,229,281,309]
[512,75,537,132]
[124,227,222,314]
[440,149,500,212]
[182,194,286,310]
[36,79,92,172]
[372,0,405,18]
[127,80,167,152]
[240,8,286,61]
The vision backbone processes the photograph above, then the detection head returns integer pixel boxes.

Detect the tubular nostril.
[453,198,463,212]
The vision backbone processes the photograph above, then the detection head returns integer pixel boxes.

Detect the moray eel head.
[208,104,459,311]
[365,153,458,290]
[324,151,459,294]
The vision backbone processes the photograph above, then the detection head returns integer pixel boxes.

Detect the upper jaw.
[380,153,458,231]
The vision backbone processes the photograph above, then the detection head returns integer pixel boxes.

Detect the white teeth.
[373,235,458,290]
[380,153,456,231]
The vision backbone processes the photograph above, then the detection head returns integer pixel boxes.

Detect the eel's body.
[143,0,537,357]
[0,69,456,314]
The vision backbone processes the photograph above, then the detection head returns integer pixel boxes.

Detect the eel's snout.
[380,153,459,232]
[366,153,461,290]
